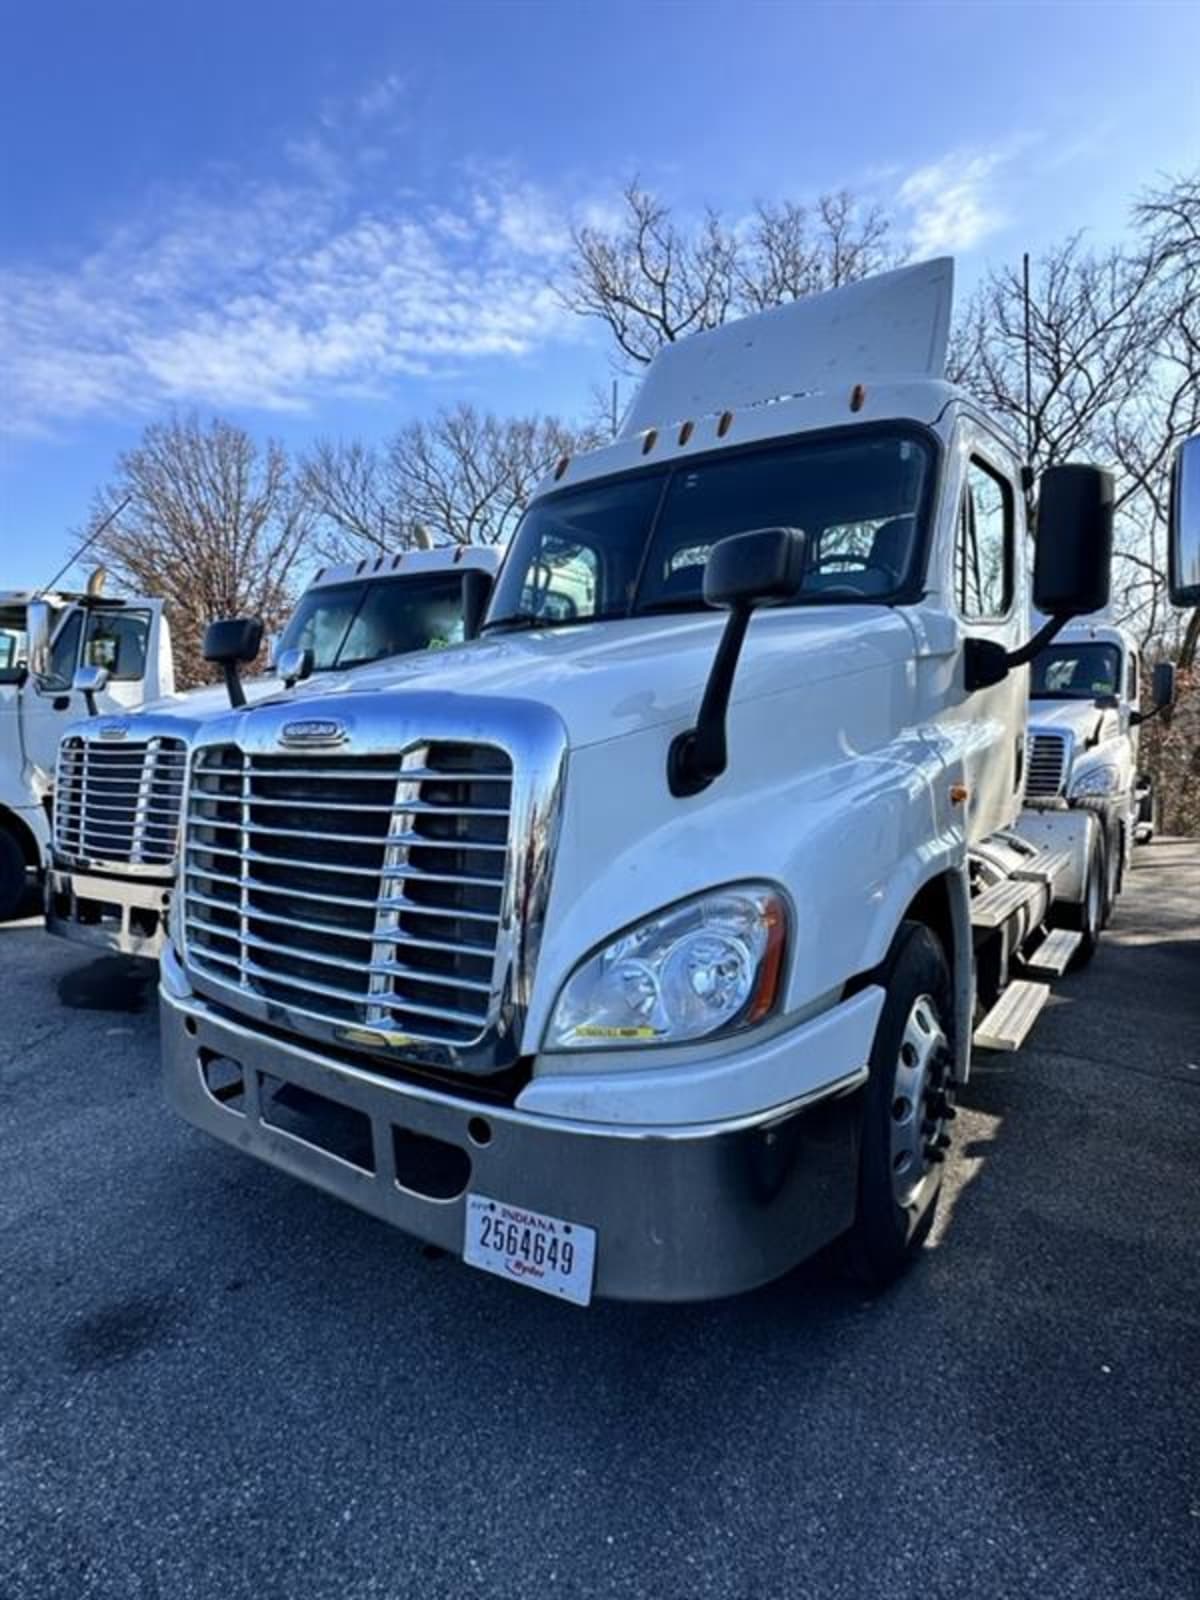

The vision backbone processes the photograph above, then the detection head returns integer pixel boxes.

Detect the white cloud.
[898,148,1012,256]
[0,156,582,437]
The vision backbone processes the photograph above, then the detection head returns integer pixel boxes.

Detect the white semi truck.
[158,260,1116,1305]
[0,583,173,920]
[46,547,498,958]
[1024,617,1174,951]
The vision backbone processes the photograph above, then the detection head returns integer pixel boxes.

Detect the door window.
[42,610,83,691]
[84,609,151,681]
[956,459,1013,620]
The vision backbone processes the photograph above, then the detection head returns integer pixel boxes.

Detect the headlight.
[1070,764,1121,798]
[545,884,787,1051]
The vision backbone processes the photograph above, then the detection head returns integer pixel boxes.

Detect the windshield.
[486,428,935,628]
[1031,642,1122,701]
[276,573,468,673]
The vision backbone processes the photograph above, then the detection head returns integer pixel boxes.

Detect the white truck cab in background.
[46,545,499,959]
[0,585,172,920]
[158,260,1117,1306]
[1024,617,1174,937]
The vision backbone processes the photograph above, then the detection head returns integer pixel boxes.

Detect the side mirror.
[1169,436,1200,607]
[669,527,807,797]
[27,601,52,677]
[1033,464,1114,617]
[968,464,1115,693]
[276,646,314,689]
[462,568,495,641]
[1152,660,1176,712]
[203,615,263,709]
[72,663,110,716]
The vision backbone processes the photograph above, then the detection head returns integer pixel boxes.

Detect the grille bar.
[54,735,189,867]
[1025,732,1069,801]
[183,743,514,1048]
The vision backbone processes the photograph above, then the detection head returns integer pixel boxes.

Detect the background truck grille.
[1024,731,1069,801]
[54,735,188,866]
[182,743,513,1048]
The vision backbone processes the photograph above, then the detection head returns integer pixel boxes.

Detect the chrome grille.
[182,743,513,1048]
[1025,731,1068,801]
[54,735,188,867]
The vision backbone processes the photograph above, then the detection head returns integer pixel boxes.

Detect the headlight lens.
[545,885,787,1050]
[1070,764,1121,798]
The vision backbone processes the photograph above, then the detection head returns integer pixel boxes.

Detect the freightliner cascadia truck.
[46,546,498,958]
[158,260,1116,1305]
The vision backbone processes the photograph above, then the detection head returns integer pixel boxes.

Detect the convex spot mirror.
[1152,660,1176,711]
[72,663,110,715]
[276,646,314,688]
[1033,464,1114,618]
[1169,436,1200,607]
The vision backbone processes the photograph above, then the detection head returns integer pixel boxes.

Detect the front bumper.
[160,958,866,1303]
[46,865,172,959]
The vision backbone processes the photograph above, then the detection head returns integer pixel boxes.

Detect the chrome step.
[971,877,1040,930]
[1020,927,1082,977]
[1012,848,1072,886]
[974,979,1050,1052]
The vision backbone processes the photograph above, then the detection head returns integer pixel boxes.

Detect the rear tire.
[844,921,956,1290]
[0,830,27,922]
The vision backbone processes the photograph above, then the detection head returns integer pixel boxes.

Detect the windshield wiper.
[481,613,603,635]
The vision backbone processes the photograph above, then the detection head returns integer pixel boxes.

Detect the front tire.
[1060,829,1104,968]
[0,830,27,922]
[844,922,956,1290]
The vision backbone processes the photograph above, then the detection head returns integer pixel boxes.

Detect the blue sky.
[2,0,1198,588]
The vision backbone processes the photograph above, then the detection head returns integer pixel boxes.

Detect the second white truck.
[46,547,498,958]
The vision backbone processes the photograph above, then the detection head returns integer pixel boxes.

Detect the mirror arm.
[964,613,1073,693]
[83,686,99,716]
[221,663,246,710]
[668,603,753,798]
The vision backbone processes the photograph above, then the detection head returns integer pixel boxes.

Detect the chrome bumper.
[46,865,172,959]
[160,954,863,1303]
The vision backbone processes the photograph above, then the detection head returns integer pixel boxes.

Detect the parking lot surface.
[2,842,1198,1600]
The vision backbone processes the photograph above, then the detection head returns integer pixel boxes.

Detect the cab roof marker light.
[642,428,659,456]
[678,420,694,446]
[554,456,570,481]
[717,410,734,438]
[850,383,867,413]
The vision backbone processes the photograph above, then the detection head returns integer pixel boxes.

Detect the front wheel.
[844,922,956,1290]
[0,830,27,922]
[1058,829,1105,969]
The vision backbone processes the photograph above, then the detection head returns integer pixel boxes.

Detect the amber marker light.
[745,896,787,1025]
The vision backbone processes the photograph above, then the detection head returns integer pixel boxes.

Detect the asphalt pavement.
[2,842,1198,1600]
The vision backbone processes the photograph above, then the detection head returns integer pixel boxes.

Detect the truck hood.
[133,673,285,723]
[247,608,915,751]
[1028,698,1118,749]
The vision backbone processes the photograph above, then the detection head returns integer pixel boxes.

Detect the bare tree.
[84,415,311,687]
[302,406,600,560]
[560,181,898,366]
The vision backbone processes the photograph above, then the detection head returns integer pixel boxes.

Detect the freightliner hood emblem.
[279,718,347,747]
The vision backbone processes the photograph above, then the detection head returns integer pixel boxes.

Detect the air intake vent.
[54,735,188,866]
[1024,731,1069,801]
[182,744,513,1049]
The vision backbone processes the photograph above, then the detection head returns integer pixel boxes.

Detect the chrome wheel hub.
[889,994,952,1211]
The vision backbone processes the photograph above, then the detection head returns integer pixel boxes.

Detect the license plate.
[463,1194,596,1307]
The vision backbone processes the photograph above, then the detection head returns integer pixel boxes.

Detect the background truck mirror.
[1033,464,1114,617]
[72,663,110,716]
[26,600,51,677]
[1152,660,1176,711]
[1168,436,1200,607]
[462,568,495,640]
[203,615,263,709]
[669,526,807,797]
